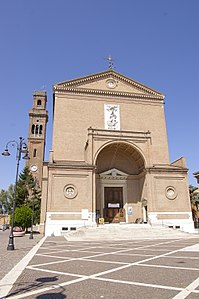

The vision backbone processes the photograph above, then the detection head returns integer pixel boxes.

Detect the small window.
[33,149,37,157]
[70,227,76,231]
[62,227,68,231]
[37,100,41,106]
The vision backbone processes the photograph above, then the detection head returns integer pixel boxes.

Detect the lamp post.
[2,137,29,250]
[29,177,38,240]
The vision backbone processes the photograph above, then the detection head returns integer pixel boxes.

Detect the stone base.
[148,212,195,233]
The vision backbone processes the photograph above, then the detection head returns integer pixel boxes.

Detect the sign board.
[108,203,120,208]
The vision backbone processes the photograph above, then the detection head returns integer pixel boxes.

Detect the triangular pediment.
[100,168,128,178]
[54,70,164,100]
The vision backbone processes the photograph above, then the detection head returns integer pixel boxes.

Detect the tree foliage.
[0,189,8,214]
[14,206,32,230]
[189,185,199,204]
[16,167,35,207]
[0,166,41,226]
[15,167,41,224]
[0,185,14,214]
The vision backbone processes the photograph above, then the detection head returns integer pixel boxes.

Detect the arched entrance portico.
[95,142,147,223]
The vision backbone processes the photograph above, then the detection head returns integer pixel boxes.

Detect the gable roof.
[54,70,164,101]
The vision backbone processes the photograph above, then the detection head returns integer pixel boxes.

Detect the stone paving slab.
[87,253,151,264]
[7,268,77,297]
[144,256,199,269]
[1,234,199,298]
[40,250,104,259]
[101,264,199,288]
[0,230,42,280]
[29,255,69,266]
[24,279,179,299]
[168,251,199,258]
[187,294,199,299]
[34,259,121,276]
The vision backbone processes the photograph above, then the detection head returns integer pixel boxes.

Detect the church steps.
[64,224,197,241]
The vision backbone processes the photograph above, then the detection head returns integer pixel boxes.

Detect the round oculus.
[166,186,177,200]
[106,79,117,89]
[64,184,78,199]
[30,164,38,172]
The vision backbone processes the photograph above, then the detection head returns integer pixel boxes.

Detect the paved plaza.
[0,229,199,299]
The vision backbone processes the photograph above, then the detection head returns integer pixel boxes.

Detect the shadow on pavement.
[5,276,66,298]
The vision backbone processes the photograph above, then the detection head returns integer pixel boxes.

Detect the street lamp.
[29,177,38,240]
[2,137,29,250]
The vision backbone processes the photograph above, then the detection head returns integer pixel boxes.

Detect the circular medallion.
[106,79,117,89]
[64,184,78,199]
[30,164,38,172]
[165,186,177,200]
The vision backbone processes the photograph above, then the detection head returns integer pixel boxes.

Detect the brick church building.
[26,69,194,236]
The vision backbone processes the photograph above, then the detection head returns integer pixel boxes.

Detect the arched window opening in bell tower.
[37,99,42,106]
[31,124,35,134]
[35,125,39,135]
[33,148,37,157]
[39,125,43,135]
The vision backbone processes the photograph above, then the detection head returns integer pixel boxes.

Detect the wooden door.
[104,187,124,223]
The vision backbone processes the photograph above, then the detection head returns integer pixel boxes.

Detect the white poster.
[81,209,89,220]
[128,207,133,215]
[104,104,120,130]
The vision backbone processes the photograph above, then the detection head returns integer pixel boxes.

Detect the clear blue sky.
[0,0,199,190]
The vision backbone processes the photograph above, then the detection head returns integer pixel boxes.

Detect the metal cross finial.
[105,55,114,69]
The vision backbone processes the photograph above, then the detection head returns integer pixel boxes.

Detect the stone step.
[64,224,196,241]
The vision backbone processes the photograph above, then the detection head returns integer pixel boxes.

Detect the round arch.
[94,141,146,175]
[95,141,147,224]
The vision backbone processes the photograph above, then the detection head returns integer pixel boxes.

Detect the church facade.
[27,70,193,236]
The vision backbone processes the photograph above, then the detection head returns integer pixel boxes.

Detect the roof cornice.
[54,87,164,102]
[53,70,165,100]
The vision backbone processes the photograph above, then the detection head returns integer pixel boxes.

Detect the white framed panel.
[104,104,120,130]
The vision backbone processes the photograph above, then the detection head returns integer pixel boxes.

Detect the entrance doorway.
[104,187,125,223]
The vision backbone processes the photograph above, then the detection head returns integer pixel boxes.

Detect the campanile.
[27,91,48,187]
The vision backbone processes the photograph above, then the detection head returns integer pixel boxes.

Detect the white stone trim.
[45,212,96,236]
[149,211,192,215]
[148,212,195,233]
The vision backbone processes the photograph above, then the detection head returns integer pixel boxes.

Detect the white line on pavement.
[172,277,199,299]
[0,236,47,299]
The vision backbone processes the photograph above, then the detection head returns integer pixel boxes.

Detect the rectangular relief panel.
[104,104,120,130]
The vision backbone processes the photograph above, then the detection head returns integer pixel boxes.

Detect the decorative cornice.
[53,70,165,102]
[48,162,95,170]
[29,112,48,118]
[146,165,188,174]
[54,87,164,101]
[88,127,151,141]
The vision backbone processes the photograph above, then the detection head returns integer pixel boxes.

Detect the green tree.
[17,167,41,224]
[27,181,41,224]
[1,167,41,226]
[14,206,32,230]
[7,184,15,212]
[16,167,34,207]
[0,185,14,214]
[189,185,199,204]
[0,189,7,213]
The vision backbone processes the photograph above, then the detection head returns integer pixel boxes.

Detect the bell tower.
[27,91,48,188]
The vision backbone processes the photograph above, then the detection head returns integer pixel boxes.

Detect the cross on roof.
[105,55,114,69]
